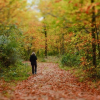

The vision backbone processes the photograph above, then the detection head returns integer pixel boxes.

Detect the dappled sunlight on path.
[9,62,100,100]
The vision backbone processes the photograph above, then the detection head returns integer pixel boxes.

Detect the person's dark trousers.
[31,63,37,74]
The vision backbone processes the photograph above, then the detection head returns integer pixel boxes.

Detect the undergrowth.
[38,56,61,63]
[0,62,31,82]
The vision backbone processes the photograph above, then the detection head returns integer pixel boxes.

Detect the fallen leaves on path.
[1,62,100,100]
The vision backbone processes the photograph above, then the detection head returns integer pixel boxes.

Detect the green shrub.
[48,50,59,56]
[0,24,22,67]
[0,62,31,82]
[61,52,81,67]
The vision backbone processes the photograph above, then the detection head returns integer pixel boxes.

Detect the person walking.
[30,52,37,74]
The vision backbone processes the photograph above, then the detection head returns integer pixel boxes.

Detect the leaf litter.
[0,62,100,100]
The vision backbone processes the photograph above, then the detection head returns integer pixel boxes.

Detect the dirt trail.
[5,62,100,100]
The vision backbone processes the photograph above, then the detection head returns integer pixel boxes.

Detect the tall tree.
[91,0,96,68]
[44,24,47,57]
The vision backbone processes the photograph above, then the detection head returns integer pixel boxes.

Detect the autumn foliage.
[0,0,100,99]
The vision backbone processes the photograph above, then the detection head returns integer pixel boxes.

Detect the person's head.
[31,52,36,55]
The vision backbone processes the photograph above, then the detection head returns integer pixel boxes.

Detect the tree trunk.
[60,32,65,55]
[96,25,100,59]
[97,28,100,59]
[97,32,100,59]
[91,0,96,67]
[44,26,47,58]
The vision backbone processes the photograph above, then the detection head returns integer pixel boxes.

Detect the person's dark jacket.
[30,54,37,64]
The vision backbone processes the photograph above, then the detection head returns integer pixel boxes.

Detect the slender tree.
[91,0,97,68]
[44,25,47,57]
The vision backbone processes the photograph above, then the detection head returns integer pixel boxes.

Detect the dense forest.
[0,0,100,76]
[0,0,100,80]
[0,0,100,99]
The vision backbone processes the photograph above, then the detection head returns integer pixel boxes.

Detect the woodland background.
[0,0,100,81]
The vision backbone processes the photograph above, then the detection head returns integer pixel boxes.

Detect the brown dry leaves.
[1,62,100,100]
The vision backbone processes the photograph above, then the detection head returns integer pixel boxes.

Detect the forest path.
[10,62,100,100]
